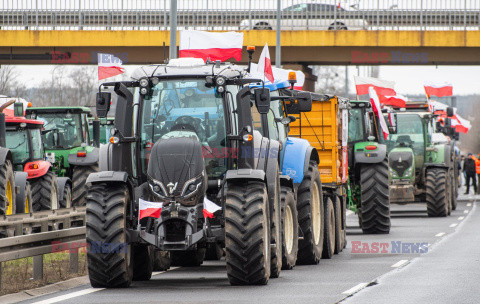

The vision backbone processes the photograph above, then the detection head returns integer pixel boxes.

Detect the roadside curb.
[0,275,89,304]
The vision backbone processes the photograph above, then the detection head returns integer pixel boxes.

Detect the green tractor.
[387,103,456,217]
[25,107,98,206]
[347,100,392,234]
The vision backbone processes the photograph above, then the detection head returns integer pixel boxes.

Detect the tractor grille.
[389,152,413,177]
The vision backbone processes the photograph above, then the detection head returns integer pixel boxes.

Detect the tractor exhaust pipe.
[92,119,100,147]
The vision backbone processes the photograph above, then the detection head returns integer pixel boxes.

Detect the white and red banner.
[257,43,274,83]
[424,82,453,97]
[369,87,390,140]
[98,53,125,81]
[354,76,396,96]
[203,197,222,219]
[139,198,163,220]
[388,112,396,127]
[452,114,471,133]
[250,64,305,90]
[378,94,408,107]
[179,30,244,62]
[428,100,449,113]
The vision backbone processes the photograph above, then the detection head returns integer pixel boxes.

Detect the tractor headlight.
[404,166,413,177]
[215,76,226,86]
[389,167,398,178]
[139,77,149,88]
[181,174,204,199]
[149,178,168,199]
[140,87,148,95]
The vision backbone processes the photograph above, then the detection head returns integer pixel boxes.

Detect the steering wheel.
[170,123,197,134]
[163,98,176,115]
[171,116,205,137]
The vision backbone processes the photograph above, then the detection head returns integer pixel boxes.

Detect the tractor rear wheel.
[59,183,72,208]
[73,165,98,206]
[132,244,153,281]
[86,183,133,288]
[0,160,15,216]
[359,160,391,234]
[296,161,324,265]
[171,248,206,267]
[31,171,58,211]
[270,173,282,279]
[281,186,298,270]
[426,168,449,217]
[225,181,271,285]
[322,197,335,259]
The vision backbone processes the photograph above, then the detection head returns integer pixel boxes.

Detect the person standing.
[464,153,477,195]
[461,155,466,186]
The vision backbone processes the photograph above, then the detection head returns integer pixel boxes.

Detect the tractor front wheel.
[426,168,449,217]
[31,171,58,211]
[0,160,15,216]
[72,165,98,206]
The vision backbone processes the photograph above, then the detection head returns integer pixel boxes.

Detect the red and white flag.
[452,114,471,134]
[354,76,396,96]
[424,82,453,97]
[388,112,396,127]
[179,30,244,62]
[428,100,449,113]
[369,87,390,140]
[257,43,274,83]
[203,197,221,219]
[98,53,125,81]
[139,198,163,220]
[378,94,408,107]
[250,64,305,89]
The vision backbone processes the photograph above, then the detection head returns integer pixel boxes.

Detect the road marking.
[435,232,446,237]
[464,210,469,214]
[449,223,458,228]
[152,266,179,276]
[458,216,465,220]
[342,282,369,295]
[31,288,104,304]
[346,210,354,216]
[391,259,409,268]
[467,203,472,207]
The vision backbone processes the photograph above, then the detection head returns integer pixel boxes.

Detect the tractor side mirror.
[14,103,24,117]
[296,92,312,112]
[446,107,454,118]
[254,88,271,115]
[444,117,452,128]
[96,92,111,118]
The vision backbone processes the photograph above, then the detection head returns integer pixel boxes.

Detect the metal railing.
[0,0,479,31]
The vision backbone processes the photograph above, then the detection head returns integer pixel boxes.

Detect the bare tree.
[69,66,98,106]
[0,65,18,96]
[313,66,345,94]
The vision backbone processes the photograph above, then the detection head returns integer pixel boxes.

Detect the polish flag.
[257,43,274,83]
[452,114,471,134]
[139,198,163,220]
[369,87,390,140]
[424,82,453,97]
[203,197,221,219]
[249,64,305,89]
[378,94,407,107]
[98,53,125,81]
[388,112,396,127]
[179,30,244,62]
[428,100,449,113]
[354,76,396,96]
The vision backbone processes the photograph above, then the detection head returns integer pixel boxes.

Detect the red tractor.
[4,112,68,211]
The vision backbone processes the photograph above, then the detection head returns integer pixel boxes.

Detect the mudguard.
[14,172,28,214]
[0,147,12,167]
[354,143,387,164]
[86,171,128,185]
[57,177,71,202]
[282,137,317,184]
[265,140,281,211]
[280,174,294,191]
[68,147,99,166]
[98,143,113,171]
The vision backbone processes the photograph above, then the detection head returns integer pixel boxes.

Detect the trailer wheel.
[334,196,344,254]
[132,244,153,281]
[31,171,58,211]
[59,183,72,208]
[86,183,133,288]
[153,250,171,271]
[205,243,224,260]
[0,160,15,216]
[322,197,335,259]
[281,186,298,270]
[359,160,391,234]
[270,173,282,278]
[426,168,449,217]
[297,161,324,265]
[225,181,270,285]
[171,248,206,267]
[72,165,98,207]
[451,177,457,211]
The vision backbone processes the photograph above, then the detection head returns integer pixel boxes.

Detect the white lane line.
[391,259,409,268]
[342,282,369,295]
[458,216,465,220]
[464,210,469,214]
[467,203,472,207]
[152,266,180,276]
[346,210,354,216]
[435,232,446,237]
[449,223,458,228]
[31,288,104,304]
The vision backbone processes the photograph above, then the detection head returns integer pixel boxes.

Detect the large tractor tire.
[270,173,282,279]
[31,171,59,211]
[132,244,153,281]
[359,161,391,234]
[0,160,15,216]
[16,182,32,214]
[59,183,72,208]
[72,165,98,207]
[225,181,271,285]
[296,161,324,265]
[281,186,298,270]
[205,243,224,261]
[426,168,449,217]
[451,173,458,211]
[153,250,171,271]
[86,183,133,288]
[322,197,335,259]
[334,196,345,254]
[171,248,206,267]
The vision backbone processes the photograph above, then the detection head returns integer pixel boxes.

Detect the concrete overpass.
[1,30,479,66]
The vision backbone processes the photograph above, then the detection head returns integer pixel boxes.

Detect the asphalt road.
[16,192,479,304]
